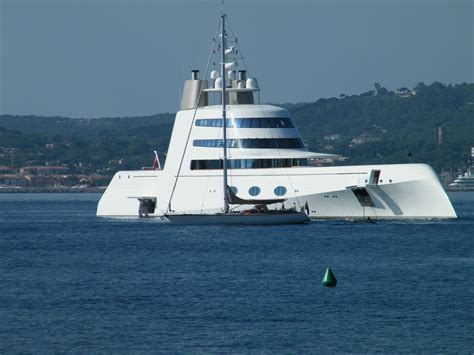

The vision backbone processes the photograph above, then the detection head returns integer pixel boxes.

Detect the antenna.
[221,0,226,16]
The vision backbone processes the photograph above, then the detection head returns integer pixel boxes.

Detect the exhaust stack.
[180,70,208,110]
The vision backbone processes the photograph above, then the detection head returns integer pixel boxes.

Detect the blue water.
[0,193,473,352]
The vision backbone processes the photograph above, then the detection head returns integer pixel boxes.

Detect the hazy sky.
[1,0,472,118]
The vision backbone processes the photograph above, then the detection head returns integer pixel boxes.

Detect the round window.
[248,186,261,196]
[274,186,287,196]
[229,186,238,195]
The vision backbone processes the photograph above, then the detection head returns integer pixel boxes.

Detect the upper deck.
[163,14,337,175]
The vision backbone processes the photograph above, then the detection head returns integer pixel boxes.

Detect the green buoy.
[322,267,337,287]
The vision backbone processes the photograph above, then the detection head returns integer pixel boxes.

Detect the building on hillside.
[350,134,380,146]
[19,166,70,176]
[308,156,348,167]
[323,134,341,141]
[25,175,61,187]
[395,88,416,98]
[0,166,14,174]
[0,174,28,187]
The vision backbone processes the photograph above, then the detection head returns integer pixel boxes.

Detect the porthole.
[248,186,261,196]
[274,186,287,196]
[230,186,238,195]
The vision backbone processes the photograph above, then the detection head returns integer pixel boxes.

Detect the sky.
[0,0,472,118]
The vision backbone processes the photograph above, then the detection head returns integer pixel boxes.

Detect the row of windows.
[195,117,295,129]
[230,185,287,197]
[193,138,304,149]
[190,158,309,170]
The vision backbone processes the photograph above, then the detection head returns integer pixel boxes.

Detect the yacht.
[97,13,457,220]
[448,169,474,191]
[447,148,474,191]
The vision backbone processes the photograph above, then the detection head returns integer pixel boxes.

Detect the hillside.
[289,82,474,171]
[0,114,175,174]
[0,82,473,174]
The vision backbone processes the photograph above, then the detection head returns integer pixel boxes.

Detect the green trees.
[289,82,474,171]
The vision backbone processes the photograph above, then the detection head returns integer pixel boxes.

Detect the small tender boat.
[166,188,310,224]
[166,210,310,225]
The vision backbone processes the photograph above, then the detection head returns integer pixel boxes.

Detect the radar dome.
[214,77,223,89]
[228,70,236,80]
[246,77,259,89]
[210,70,220,79]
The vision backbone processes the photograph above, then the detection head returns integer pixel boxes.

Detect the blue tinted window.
[190,158,308,170]
[274,186,287,196]
[230,186,238,195]
[251,118,260,128]
[195,118,294,128]
[235,119,243,128]
[241,119,251,128]
[193,138,304,149]
[249,186,261,196]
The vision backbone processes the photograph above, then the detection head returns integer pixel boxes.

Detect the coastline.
[0,187,105,193]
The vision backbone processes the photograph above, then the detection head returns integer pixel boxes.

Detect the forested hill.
[288,82,474,171]
[0,113,175,174]
[0,82,473,174]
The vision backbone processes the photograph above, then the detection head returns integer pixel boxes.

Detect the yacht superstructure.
[448,148,474,191]
[97,14,456,220]
[449,171,474,191]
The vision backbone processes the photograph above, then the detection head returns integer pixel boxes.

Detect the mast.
[221,13,229,213]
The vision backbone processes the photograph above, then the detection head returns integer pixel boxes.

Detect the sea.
[0,192,472,352]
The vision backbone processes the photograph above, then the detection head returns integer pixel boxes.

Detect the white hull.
[97,163,457,219]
